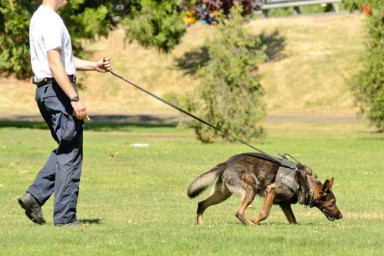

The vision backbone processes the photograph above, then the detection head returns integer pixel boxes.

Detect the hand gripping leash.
[110,71,271,156]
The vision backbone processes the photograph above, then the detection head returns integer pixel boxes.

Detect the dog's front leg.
[252,184,276,224]
[235,190,256,225]
[279,204,297,224]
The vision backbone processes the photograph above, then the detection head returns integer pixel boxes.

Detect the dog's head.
[311,178,343,221]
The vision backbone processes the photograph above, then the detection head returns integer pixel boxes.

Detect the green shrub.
[342,0,366,11]
[122,1,186,53]
[187,5,267,143]
[0,1,36,78]
[350,3,384,131]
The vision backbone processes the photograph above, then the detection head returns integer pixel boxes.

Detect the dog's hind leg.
[252,184,276,224]
[279,204,297,224]
[196,186,231,225]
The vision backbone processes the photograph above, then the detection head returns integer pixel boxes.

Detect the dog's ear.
[313,183,324,200]
[323,177,334,192]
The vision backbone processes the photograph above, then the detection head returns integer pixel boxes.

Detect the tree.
[349,2,384,131]
[0,0,37,78]
[0,0,111,78]
[121,0,186,53]
[186,5,267,143]
[343,0,367,12]
[1,0,261,78]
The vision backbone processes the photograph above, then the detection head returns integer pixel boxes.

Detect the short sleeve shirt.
[29,5,76,81]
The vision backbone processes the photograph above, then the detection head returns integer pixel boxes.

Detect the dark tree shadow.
[259,29,286,61]
[174,29,286,76]
[174,46,209,76]
[0,114,179,130]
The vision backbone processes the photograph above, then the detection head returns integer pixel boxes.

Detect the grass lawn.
[0,11,378,256]
[0,118,383,255]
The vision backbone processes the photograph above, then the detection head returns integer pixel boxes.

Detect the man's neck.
[41,0,59,11]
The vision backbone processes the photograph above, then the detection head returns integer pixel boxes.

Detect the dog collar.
[305,175,316,207]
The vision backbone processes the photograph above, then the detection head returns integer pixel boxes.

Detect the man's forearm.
[74,57,98,71]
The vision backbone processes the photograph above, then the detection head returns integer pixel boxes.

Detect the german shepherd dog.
[187,153,342,225]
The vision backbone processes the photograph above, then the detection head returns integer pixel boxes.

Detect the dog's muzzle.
[321,208,343,221]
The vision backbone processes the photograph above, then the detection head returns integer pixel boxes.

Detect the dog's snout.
[337,212,343,219]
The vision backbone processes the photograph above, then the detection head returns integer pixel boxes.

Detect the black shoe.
[54,219,85,227]
[18,193,46,225]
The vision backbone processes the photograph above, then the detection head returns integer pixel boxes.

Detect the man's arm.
[74,56,112,72]
[47,48,78,99]
[47,48,87,120]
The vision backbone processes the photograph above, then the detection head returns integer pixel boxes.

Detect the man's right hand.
[71,100,87,120]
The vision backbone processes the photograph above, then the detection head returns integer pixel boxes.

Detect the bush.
[186,5,267,143]
[342,0,366,11]
[122,1,186,53]
[349,3,384,131]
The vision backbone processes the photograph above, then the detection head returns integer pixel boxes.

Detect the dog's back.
[187,153,279,199]
[222,153,280,196]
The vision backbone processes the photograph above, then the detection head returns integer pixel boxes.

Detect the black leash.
[110,71,272,157]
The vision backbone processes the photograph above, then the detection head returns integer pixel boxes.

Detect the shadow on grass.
[0,120,48,130]
[174,30,286,75]
[225,220,337,226]
[81,218,102,225]
[174,46,209,76]
[259,29,286,61]
[0,114,180,131]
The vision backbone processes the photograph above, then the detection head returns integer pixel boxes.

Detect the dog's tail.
[187,163,226,198]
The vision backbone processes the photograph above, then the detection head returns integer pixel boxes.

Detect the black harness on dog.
[276,165,300,192]
[241,153,318,207]
[241,152,300,194]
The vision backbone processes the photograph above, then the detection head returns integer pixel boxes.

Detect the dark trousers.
[27,81,84,224]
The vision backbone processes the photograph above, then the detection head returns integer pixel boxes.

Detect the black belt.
[33,75,76,87]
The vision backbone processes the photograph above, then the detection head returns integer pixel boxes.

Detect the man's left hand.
[96,57,112,72]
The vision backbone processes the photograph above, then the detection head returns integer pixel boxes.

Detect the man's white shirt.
[29,5,76,81]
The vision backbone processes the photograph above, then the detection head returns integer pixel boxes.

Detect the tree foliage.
[349,2,384,131]
[0,0,262,78]
[186,5,267,143]
[122,0,186,53]
[342,0,368,11]
[0,0,37,77]
[0,0,111,78]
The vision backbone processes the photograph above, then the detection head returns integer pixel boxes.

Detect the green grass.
[1,120,383,255]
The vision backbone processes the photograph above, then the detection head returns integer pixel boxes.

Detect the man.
[18,0,112,226]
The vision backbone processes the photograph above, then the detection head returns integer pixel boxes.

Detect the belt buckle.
[68,75,76,84]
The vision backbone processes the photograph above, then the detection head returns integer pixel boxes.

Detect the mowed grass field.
[0,12,383,256]
[0,119,383,255]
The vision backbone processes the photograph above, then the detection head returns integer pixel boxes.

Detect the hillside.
[0,13,365,117]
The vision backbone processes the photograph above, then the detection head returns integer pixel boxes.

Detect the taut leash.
[110,71,272,157]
